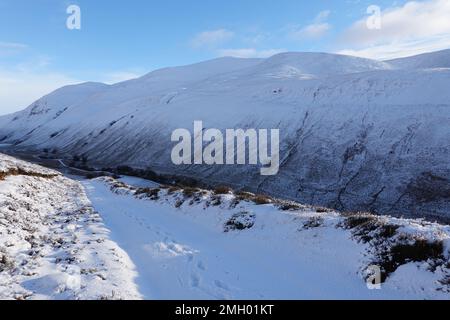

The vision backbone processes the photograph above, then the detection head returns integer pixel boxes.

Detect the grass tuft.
[214,186,233,195]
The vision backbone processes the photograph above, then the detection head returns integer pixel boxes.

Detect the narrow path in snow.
[80,178,415,300]
[83,179,278,299]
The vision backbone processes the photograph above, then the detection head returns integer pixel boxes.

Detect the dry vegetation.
[0,168,58,181]
[213,186,233,195]
[340,212,446,283]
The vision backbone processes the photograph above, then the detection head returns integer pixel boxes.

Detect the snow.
[117,175,159,189]
[1,154,449,299]
[0,50,449,220]
[0,153,57,176]
[84,178,365,299]
[81,176,450,299]
[0,154,141,300]
[387,49,450,70]
[245,52,392,79]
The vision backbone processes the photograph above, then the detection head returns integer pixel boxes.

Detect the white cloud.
[316,10,331,21]
[243,32,271,46]
[217,48,284,58]
[0,42,27,57]
[293,23,331,39]
[339,0,450,59]
[289,10,332,40]
[0,41,27,50]
[191,29,234,48]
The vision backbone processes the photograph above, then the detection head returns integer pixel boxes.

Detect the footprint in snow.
[214,280,230,291]
[197,261,206,271]
[190,273,200,287]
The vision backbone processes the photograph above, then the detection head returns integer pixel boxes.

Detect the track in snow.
[81,178,423,300]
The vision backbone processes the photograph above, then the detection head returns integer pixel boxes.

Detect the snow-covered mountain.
[0,50,449,220]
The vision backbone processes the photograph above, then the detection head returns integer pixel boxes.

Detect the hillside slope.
[387,49,450,70]
[0,50,449,220]
[0,154,141,299]
[1,153,449,299]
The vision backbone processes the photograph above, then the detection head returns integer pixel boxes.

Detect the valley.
[1,51,449,221]
[1,153,449,299]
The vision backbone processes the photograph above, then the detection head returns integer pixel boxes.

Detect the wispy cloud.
[289,10,332,40]
[338,0,450,59]
[0,41,28,57]
[0,41,27,49]
[191,29,234,48]
[217,48,284,58]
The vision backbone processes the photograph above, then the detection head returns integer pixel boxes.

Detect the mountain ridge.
[1,49,449,220]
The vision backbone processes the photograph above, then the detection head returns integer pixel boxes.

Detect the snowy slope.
[0,153,58,176]
[0,50,449,221]
[83,176,450,299]
[0,154,141,300]
[387,49,450,70]
[241,52,392,79]
[0,82,108,140]
[1,154,449,299]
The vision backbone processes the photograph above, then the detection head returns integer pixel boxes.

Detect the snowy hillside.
[1,153,449,299]
[83,175,450,299]
[0,154,141,299]
[387,49,450,70]
[240,52,392,79]
[0,50,449,221]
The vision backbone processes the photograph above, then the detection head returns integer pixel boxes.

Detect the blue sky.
[1,0,450,114]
